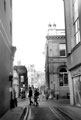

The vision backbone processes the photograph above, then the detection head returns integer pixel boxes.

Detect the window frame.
[73,0,80,45]
[59,44,66,57]
[59,68,68,86]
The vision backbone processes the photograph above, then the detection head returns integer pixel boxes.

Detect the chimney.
[48,23,56,36]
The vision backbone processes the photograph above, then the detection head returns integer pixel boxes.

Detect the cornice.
[46,35,66,40]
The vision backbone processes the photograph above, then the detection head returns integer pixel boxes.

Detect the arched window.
[59,68,68,86]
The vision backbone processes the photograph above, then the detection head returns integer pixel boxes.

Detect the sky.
[13,0,65,72]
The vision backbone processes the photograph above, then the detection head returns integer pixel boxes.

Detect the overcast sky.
[13,0,65,71]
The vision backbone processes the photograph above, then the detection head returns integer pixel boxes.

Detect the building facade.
[45,24,69,98]
[13,69,19,98]
[14,65,28,97]
[28,65,45,88]
[0,0,15,117]
[28,65,36,87]
[63,0,81,105]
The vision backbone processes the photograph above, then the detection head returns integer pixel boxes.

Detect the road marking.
[23,107,28,120]
[49,106,62,120]
[27,107,34,120]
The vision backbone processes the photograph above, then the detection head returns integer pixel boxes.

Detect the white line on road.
[49,106,62,120]
[23,107,29,120]
[27,107,34,120]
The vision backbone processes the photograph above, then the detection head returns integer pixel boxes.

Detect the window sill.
[67,42,81,57]
[71,41,81,53]
[59,85,68,87]
[59,56,66,58]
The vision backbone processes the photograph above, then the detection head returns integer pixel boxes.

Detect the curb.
[23,106,30,120]
[19,107,27,120]
[0,107,25,120]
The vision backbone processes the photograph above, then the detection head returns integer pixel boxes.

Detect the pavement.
[52,98,81,120]
[0,98,29,120]
[0,107,27,120]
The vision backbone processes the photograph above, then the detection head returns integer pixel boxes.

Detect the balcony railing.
[47,29,65,36]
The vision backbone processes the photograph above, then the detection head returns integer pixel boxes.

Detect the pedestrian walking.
[14,90,17,107]
[31,85,35,104]
[34,88,39,106]
[28,87,33,105]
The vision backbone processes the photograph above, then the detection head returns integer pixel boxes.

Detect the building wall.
[63,0,74,53]
[64,0,81,105]
[45,29,69,97]
[49,60,69,97]
[0,0,12,117]
[79,0,81,39]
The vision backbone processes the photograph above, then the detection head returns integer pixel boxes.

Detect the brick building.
[14,65,28,97]
[63,0,81,106]
[45,24,69,98]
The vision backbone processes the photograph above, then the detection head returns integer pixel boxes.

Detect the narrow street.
[17,98,81,120]
[28,106,59,120]
[0,0,81,120]
[27,100,73,120]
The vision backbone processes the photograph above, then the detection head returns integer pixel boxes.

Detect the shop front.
[73,75,81,106]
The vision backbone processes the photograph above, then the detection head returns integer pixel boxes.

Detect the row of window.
[49,44,66,57]
[3,0,12,36]
[55,0,80,86]
[59,0,80,86]
[73,0,80,45]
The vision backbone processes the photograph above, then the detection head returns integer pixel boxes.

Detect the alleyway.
[1,98,81,120]
[28,106,59,120]
[18,98,81,120]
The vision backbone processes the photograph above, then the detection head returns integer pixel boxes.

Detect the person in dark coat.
[14,90,17,107]
[34,88,39,106]
[28,87,33,105]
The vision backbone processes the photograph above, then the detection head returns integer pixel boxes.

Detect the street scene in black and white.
[0,0,81,120]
